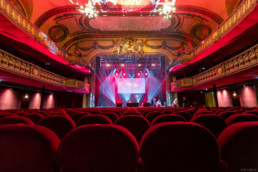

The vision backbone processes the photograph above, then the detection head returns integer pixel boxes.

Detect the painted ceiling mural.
[14,0,242,63]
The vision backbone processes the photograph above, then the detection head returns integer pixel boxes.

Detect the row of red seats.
[0,107,257,141]
[0,121,257,172]
[0,107,258,172]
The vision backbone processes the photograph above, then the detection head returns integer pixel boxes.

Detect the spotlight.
[233,91,237,97]
[138,64,142,67]
[122,72,126,77]
[106,64,110,67]
[151,64,156,67]
[144,72,148,77]
[115,72,119,77]
[137,72,141,77]
[121,64,125,67]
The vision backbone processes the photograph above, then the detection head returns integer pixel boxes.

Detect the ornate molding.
[171,44,258,90]
[114,38,144,57]
[0,49,89,92]
[169,0,257,69]
[66,79,90,91]
[0,0,88,68]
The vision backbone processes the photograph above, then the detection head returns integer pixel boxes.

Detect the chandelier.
[159,0,176,19]
[79,0,98,18]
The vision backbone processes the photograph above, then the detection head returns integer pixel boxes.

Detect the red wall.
[43,94,55,109]
[0,88,61,110]
[0,88,21,110]
[29,92,41,109]
[239,86,258,107]
[217,89,233,107]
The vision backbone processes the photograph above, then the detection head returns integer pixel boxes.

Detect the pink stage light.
[115,72,119,77]
[122,72,126,77]
[145,72,148,77]
[137,72,141,77]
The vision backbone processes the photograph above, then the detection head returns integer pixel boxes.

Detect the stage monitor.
[126,103,139,107]
[117,78,145,94]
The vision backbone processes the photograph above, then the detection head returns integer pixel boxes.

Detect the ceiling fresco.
[13,0,242,64]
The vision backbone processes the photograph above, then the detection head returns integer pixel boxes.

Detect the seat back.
[218,111,237,120]
[23,113,44,123]
[172,111,192,121]
[71,112,91,123]
[140,122,220,172]
[0,116,34,125]
[38,115,75,139]
[225,114,258,125]
[0,125,60,172]
[76,115,112,126]
[151,114,186,126]
[191,114,227,137]
[100,112,119,123]
[57,125,139,172]
[218,122,258,172]
[115,115,150,143]
[145,112,164,124]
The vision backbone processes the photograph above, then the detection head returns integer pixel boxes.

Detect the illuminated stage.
[95,55,167,107]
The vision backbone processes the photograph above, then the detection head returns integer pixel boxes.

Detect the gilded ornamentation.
[171,44,258,90]
[114,39,144,57]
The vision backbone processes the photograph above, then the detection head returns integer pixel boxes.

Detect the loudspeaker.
[96,56,100,71]
[160,56,165,70]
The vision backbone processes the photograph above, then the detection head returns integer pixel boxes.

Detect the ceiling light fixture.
[80,0,98,18]
[159,0,176,19]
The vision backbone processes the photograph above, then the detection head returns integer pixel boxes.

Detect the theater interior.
[0,0,258,171]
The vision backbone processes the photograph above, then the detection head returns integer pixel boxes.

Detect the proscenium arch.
[89,52,171,71]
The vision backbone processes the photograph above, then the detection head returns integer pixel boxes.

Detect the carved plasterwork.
[113,39,144,57]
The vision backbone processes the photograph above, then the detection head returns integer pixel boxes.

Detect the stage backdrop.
[97,69,165,107]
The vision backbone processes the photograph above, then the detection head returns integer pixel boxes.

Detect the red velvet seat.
[0,113,17,119]
[191,114,227,138]
[115,115,150,143]
[140,122,221,172]
[38,115,75,139]
[218,122,258,172]
[225,114,258,125]
[0,124,60,172]
[100,112,119,123]
[57,125,139,172]
[145,112,164,124]
[23,113,45,123]
[0,116,34,125]
[76,115,112,126]
[218,111,237,120]
[151,114,186,126]
[71,112,91,123]
[172,111,192,121]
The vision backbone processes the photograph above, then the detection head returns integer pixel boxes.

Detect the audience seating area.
[0,107,258,172]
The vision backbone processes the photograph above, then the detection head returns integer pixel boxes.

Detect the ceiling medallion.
[79,0,98,18]
[114,39,144,58]
[159,0,176,19]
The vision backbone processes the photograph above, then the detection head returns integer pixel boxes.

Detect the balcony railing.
[171,44,258,90]
[0,49,89,92]
[170,0,257,69]
[0,0,87,67]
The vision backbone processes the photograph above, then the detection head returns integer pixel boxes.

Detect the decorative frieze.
[171,44,258,90]
[0,49,89,92]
